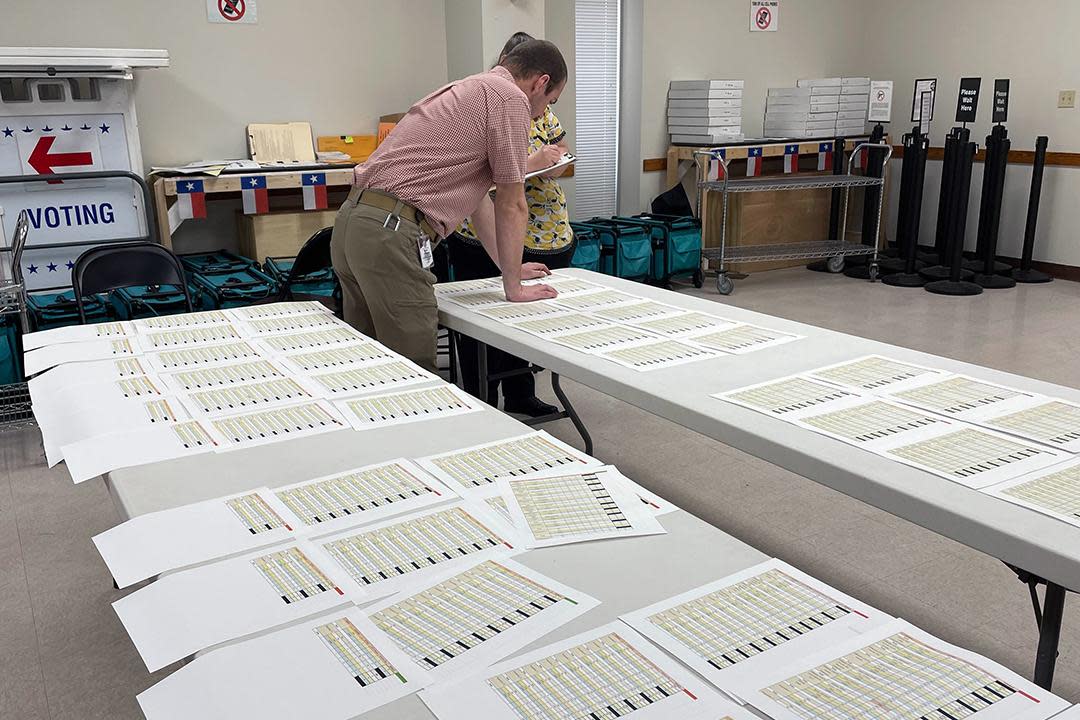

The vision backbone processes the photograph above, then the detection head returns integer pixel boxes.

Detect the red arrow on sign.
[28,136,94,183]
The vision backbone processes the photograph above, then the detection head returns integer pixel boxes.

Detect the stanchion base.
[879,257,922,274]
[806,259,831,273]
[973,273,1017,289]
[882,272,927,287]
[918,251,940,265]
[844,254,871,267]
[843,265,874,279]
[963,258,1011,274]
[920,265,974,282]
[925,279,983,296]
[1011,268,1053,283]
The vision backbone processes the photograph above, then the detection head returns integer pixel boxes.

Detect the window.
[574,0,620,219]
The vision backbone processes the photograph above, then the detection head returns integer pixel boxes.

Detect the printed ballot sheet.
[61,419,220,484]
[137,607,431,720]
[508,311,611,338]
[792,398,957,451]
[258,326,367,354]
[598,338,718,371]
[93,487,302,588]
[741,619,1069,720]
[984,459,1080,529]
[632,310,738,337]
[884,373,1042,421]
[180,377,315,416]
[136,324,243,351]
[303,358,437,398]
[133,309,232,330]
[980,400,1080,453]
[420,622,734,720]
[687,323,802,355]
[477,300,569,323]
[442,289,517,308]
[38,395,189,468]
[237,311,341,336]
[159,358,286,392]
[436,277,501,295]
[208,400,348,450]
[591,299,685,323]
[881,426,1068,489]
[718,374,862,420]
[113,540,363,672]
[24,337,139,376]
[334,384,480,431]
[22,320,133,351]
[498,466,667,548]
[273,459,456,537]
[415,431,602,494]
[27,356,149,403]
[142,340,263,371]
[227,300,333,320]
[552,288,643,312]
[808,354,945,393]
[535,274,603,296]
[549,323,663,354]
[620,559,891,703]
[32,374,164,420]
[310,502,520,600]
[367,557,599,681]
[277,341,393,373]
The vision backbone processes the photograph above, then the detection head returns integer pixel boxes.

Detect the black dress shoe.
[504,396,559,418]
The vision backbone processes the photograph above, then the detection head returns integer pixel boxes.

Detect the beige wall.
[446,0,486,82]
[637,0,869,211]
[483,0,546,66]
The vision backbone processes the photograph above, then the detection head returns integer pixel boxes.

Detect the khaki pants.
[330,189,439,372]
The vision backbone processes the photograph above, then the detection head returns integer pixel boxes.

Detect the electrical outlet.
[1058,90,1076,108]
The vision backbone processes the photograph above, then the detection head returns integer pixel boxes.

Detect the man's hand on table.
[521,262,552,280]
[505,283,558,302]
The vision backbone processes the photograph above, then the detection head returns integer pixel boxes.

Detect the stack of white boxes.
[667,80,744,145]
[836,77,870,135]
[763,81,839,138]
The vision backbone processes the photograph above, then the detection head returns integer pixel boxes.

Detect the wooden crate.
[237,210,337,262]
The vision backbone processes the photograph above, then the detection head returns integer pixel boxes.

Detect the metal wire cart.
[696,142,892,295]
[0,210,33,432]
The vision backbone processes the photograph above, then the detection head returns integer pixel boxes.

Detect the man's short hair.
[500,40,567,92]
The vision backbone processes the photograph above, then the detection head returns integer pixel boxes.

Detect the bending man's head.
[499,39,567,119]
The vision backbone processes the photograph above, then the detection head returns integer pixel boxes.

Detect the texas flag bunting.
[302,173,328,210]
[746,146,763,177]
[241,175,269,215]
[176,180,206,220]
[706,149,726,182]
[783,144,800,174]
[817,142,834,171]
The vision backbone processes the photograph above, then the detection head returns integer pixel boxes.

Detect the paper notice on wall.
[868,80,893,122]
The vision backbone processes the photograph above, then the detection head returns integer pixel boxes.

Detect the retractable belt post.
[926,139,982,295]
[972,124,1016,288]
[883,127,931,287]
[1011,135,1054,283]
[921,127,975,281]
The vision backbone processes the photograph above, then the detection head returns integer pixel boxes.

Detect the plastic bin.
[179,250,254,276]
[27,291,110,331]
[188,267,279,309]
[578,218,653,281]
[262,256,337,299]
[110,285,192,320]
[615,214,704,287]
[567,224,602,272]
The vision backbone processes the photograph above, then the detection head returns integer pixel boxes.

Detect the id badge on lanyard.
[417,232,434,269]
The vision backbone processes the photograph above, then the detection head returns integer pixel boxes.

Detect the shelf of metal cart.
[0,382,34,433]
[702,173,885,193]
[702,240,877,263]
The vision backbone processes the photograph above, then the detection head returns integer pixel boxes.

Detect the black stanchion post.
[1011,135,1053,283]
[926,140,982,295]
[973,125,1016,288]
[922,127,974,281]
[883,129,930,287]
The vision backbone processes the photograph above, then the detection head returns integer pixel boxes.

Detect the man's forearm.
[494,185,528,290]
[469,195,500,269]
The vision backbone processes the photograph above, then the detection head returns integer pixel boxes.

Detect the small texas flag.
[706,149,726,182]
[746,146,763,177]
[783,144,800,174]
[242,175,269,215]
[302,173,328,210]
[817,142,834,171]
[176,179,206,219]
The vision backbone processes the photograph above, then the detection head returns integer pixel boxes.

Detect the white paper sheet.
[257,326,368,354]
[880,425,1069,489]
[27,356,150,404]
[791,398,958,451]
[497,465,667,548]
[808,354,947,393]
[740,619,1069,720]
[551,288,643,311]
[61,419,221,484]
[507,311,611,338]
[366,556,600,681]
[272,459,456,537]
[414,431,602,494]
[302,358,438,398]
[93,487,303,588]
[158,358,287,392]
[717,374,863,420]
[207,400,349,450]
[24,337,140,376]
[984,458,1080,529]
[32,374,166,421]
[142,340,263,371]
[1051,706,1080,718]
[238,311,342,336]
[333,384,480,431]
[620,558,891,703]
[179,377,316,417]
[309,502,520,600]
[113,540,363,672]
[420,622,734,720]
[132,309,232,330]
[534,273,603,296]
[598,338,719,371]
[589,299,684,322]
[442,289,514,308]
[136,324,244,351]
[436,277,501,295]
[548,323,664,354]
[979,399,1080,453]
[476,300,569,323]
[137,607,431,720]
[276,341,394,373]
[631,310,739,337]
[884,372,1043,421]
[226,300,333,320]
[687,323,802,355]
[22,320,133,350]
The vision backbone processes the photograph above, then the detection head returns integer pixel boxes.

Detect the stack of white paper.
[668,79,745,144]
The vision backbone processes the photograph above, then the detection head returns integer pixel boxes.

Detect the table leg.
[477,340,489,405]
[1034,582,1067,690]
[551,372,593,455]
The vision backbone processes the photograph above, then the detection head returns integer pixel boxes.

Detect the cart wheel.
[692,269,705,289]
[868,263,880,282]
[827,255,845,273]
[716,274,734,295]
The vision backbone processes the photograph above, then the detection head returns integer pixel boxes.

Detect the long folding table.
[437,268,1080,690]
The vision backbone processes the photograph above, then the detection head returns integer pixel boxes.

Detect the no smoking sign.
[207,0,257,24]
[750,0,779,31]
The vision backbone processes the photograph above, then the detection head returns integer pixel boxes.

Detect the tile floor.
[3,266,1080,718]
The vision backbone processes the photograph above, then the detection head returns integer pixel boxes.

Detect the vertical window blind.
[573,0,620,220]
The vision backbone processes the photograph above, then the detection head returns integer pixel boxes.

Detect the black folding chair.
[72,242,193,323]
[277,226,341,315]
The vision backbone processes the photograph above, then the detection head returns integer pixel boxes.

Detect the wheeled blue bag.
[567,224,602,272]
[179,250,278,309]
[578,218,652,281]
[110,284,191,320]
[179,250,253,276]
[262,256,337,299]
[0,319,20,385]
[615,214,704,287]
[27,291,110,330]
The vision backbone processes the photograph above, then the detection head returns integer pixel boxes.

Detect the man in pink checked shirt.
[331,40,568,372]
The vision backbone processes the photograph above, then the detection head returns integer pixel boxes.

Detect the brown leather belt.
[355,188,437,240]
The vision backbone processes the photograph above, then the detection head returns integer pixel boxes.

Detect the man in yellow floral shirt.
[449,32,574,416]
